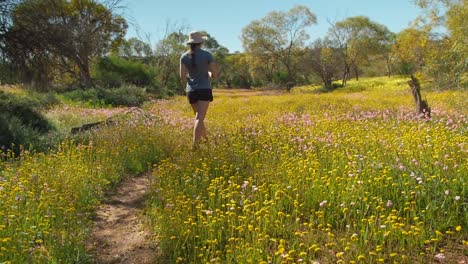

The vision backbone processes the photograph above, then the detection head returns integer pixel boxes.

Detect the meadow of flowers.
[148,77,467,263]
[0,76,466,263]
[0,109,177,263]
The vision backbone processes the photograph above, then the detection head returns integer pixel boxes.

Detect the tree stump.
[408,75,431,118]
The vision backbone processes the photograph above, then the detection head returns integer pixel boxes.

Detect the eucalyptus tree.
[155,30,186,94]
[119,37,153,59]
[327,16,392,86]
[306,38,341,90]
[412,0,466,89]
[4,0,127,88]
[392,28,429,75]
[241,5,316,90]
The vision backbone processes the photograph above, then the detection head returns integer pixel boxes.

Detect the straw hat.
[186,31,205,44]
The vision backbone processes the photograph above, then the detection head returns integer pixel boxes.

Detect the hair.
[189,43,201,70]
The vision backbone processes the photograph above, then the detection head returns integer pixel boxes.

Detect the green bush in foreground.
[0,91,56,152]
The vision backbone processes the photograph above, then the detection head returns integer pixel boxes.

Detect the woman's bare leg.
[191,101,210,146]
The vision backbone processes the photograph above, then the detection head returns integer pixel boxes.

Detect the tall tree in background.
[327,16,392,87]
[241,5,316,91]
[155,30,186,94]
[412,0,466,89]
[3,0,127,88]
[0,0,18,57]
[306,38,341,90]
[222,53,253,88]
[119,37,153,59]
[392,28,429,75]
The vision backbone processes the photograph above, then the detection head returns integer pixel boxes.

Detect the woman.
[180,31,218,148]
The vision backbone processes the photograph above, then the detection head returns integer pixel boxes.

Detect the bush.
[0,91,55,152]
[61,85,149,107]
[28,91,61,108]
[99,85,148,107]
[62,88,104,106]
[94,56,155,88]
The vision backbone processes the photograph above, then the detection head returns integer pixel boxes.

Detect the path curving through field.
[86,173,160,264]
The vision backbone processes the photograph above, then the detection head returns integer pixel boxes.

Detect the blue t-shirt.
[180,48,214,92]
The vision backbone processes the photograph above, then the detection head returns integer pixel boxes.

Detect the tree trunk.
[408,75,431,118]
[385,56,392,77]
[354,66,359,81]
[342,64,350,87]
[76,58,93,88]
[320,72,333,90]
[285,64,294,92]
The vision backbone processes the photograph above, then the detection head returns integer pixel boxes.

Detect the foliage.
[154,31,187,95]
[2,0,127,88]
[392,28,429,75]
[327,16,393,86]
[411,0,467,89]
[241,5,317,90]
[118,37,153,58]
[305,39,341,90]
[98,85,148,107]
[223,53,253,88]
[0,91,56,152]
[62,85,148,107]
[94,56,155,88]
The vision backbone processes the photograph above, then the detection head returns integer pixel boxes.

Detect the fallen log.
[70,107,146,134]
[71,119,117,134]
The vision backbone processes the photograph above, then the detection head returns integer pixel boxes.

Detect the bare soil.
[86,173,161,264]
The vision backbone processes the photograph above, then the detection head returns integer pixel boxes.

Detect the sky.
[124,0,423,53]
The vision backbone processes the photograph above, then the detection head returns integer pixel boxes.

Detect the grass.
[148,76,467,263]
[0,76,466,263]
[0,112,176,263]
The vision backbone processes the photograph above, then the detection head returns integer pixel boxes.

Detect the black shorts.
[187,89,213,104]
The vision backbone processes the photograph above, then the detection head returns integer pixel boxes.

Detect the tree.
[118,37,153,59]
[201,31,229,85]
[327,16,392,86]
[0,0,18,57]
[392,28,429,75]
[154,30,187,95]
[222,53,253,88]
[4,0,127,88]
[241,5,316,91]
[412,0,466,89]
[306,39,341,90]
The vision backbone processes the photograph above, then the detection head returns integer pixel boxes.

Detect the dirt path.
[87,173,160,264]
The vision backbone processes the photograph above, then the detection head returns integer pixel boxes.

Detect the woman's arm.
[180,63,188,81]
[208,62,218,79]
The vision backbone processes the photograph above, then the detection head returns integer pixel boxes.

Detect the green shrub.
[94,56,155,88]
[62,88,103,106]
[98,85,148,107]
[61,85,149,107]
[28,91,61,108]
[0,91,55,152]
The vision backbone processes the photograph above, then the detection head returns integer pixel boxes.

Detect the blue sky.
[125,0,422,52]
